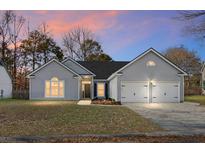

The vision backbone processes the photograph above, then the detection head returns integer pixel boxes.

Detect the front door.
[84,84,91,98]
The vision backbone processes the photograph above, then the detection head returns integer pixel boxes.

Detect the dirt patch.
[0,113,7,123]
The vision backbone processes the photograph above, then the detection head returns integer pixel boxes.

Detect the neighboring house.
[27,48,187,103]
[202,63,205,95]
[0,59,12,98]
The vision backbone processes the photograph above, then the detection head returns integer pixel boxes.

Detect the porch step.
[77,100,92,105]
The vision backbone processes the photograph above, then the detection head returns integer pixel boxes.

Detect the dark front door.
[84,84,91,98]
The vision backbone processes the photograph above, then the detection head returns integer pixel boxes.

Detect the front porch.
[80,75,93,100]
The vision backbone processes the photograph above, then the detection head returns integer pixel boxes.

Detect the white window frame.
[45,77,65,98]
[97,82,105,97]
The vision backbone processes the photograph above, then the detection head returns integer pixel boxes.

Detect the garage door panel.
[152,82,179,103]
[121,82,148,103]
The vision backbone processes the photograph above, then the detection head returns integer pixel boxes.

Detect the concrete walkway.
[124,102,205,135]
[77,100,91,105]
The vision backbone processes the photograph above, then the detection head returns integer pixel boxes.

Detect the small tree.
[0,11,12,57]
[0,11,14,72]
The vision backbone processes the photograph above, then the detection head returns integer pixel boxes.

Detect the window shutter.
[94,82,97,98]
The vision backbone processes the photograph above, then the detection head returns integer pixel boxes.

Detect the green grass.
[185,95,205,105]
[0,99,161,137]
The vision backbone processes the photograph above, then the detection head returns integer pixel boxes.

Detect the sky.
[16,10,205,61]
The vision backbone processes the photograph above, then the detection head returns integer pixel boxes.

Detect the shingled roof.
[77,61,129,79]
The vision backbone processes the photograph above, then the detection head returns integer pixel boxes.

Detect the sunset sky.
[17,10,205,61]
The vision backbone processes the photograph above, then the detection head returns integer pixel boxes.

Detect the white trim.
[182,76,184,102]
[62,58,96,76]
[108,48,188,80]
[78,78,80,100]
[27,59,80,78]
[91,76,94,99]
[29,78,32,99]
[148,81,151,103]
[201,63,205,73]
[94,79,107,82]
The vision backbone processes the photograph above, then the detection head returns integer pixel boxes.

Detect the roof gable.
[108,48,188,80]
[62,58,95,76]
[27,59,80,78]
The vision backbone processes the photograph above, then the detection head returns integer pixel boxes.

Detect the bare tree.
[62,26,93,60]
[176,11,205,40]
[164,46,202,95]
[9,13,25,88]
[0,11,13,60]
[39,22,51,63]
[176,11,205,20]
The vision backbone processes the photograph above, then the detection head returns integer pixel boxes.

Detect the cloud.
[43,11,122,37]
[33,10,49,14]
[102,14,185,55]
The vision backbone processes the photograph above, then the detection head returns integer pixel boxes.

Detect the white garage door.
[152,82,179,103]
[121,82,148,103]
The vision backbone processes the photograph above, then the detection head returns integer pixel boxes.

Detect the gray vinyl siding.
[109,76,118,101]
[180,76,184,102]
[63,59,90,75]
[0,66,12,98]
[113,52,184,102]
[30,61,79,100]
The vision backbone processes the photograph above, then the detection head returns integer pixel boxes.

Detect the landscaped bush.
[91,98,121,105]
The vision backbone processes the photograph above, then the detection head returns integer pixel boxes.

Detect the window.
[146,60,156,67]
[97,83,105,97]
[45,77,64,97]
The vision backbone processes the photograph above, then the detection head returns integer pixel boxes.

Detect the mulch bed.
[91,99,121,105]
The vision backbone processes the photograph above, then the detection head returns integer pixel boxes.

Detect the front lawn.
[0,99,161,137]
[185,95,205,105]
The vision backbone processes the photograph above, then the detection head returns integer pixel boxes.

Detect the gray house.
[202,63,205,95]
[0,59,12,98]
[28,48,187,103]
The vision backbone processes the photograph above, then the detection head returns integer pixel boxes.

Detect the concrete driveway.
[124,102,205,135]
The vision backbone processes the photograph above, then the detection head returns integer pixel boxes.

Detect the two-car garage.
[108,48,187,104]
[121,81,180,103]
